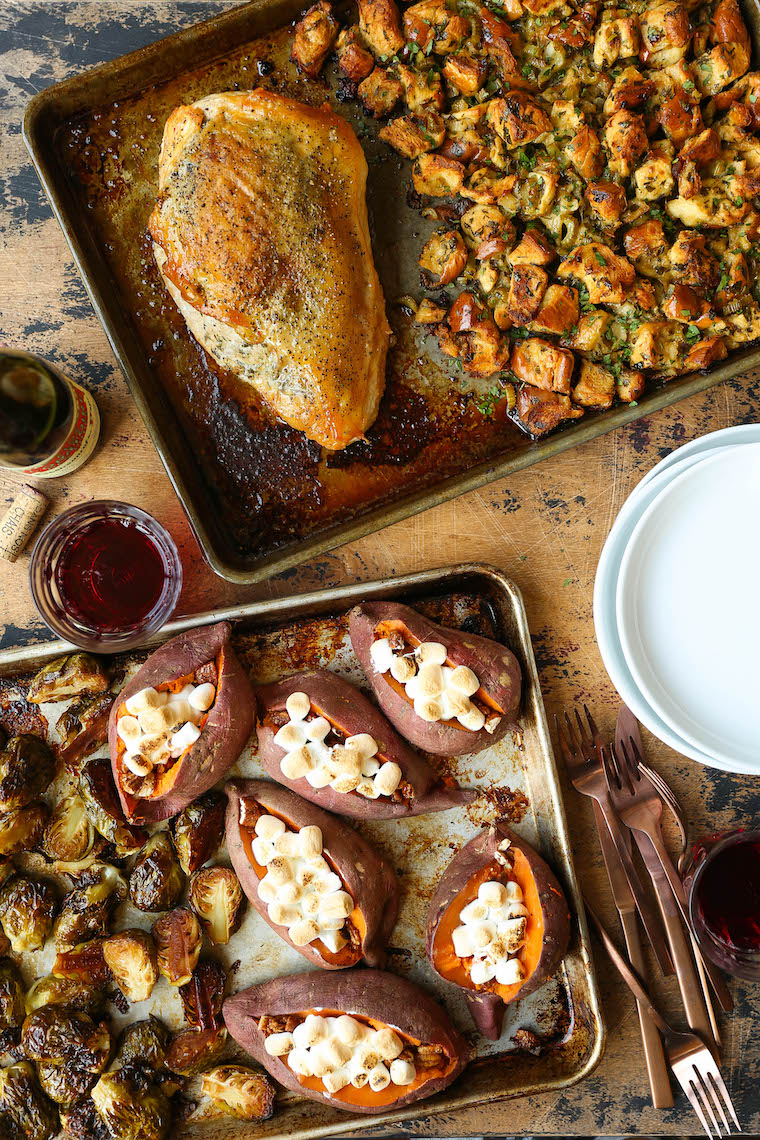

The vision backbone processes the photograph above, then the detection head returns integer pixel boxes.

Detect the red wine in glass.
[685,827,760,980]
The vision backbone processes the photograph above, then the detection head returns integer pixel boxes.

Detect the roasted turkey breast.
[148,89,390,451]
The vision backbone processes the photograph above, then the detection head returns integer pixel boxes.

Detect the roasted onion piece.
[165,1026,227,1075]
[152,907,201,986]
[190,866,243,945]
[179,960,226,1030]
[0,802,48,856]
[52,938,112,986]
[27,653,109,704]
[129,833,184,913]
[201,1065,276,1121]
[171,791,226,875]
[42,791,96,864]
[91,1069,172,1140]
[54,863,126,949]
[0,1061,59,1140]
[103,929,159,1003]
[115,1017,170,1070]
[56,692,113,766]
[0,735,56,812]
[0,874,57,953]
[78,757,147,857]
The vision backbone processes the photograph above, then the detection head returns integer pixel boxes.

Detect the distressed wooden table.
[2,2,760,1136]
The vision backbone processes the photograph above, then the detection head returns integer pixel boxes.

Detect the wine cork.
[0,485,48,562]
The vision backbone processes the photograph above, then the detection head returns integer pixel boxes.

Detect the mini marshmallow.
[266,858,293,887]
[321,1038,352,1068]
[412,664,446,699]
[416,641,447,666]
[451,925,473,959]
[356,779,380,799]
[459,899,489,924]
[320,891,353,922]
[274,722,308,751]
[281,746,315,780]
[478,881,508,908]
[331,747,362,779]
[468,921,496,951]
[310,857,332,881]
[123,752,153,777]
[117,715,141,745]
[170,721,201,754]
[502,901,529,920]
[351,1070,369,1088]
[172,697,202,726]
[449,665,479,696]
[265,1032,294,1056]
[298,825,323,859]
[362,757,381,777]
[297,866,318,890]
[445,692,473,719]
[125,687,166,715]
[135,732,172,765]
[373,1029,403,1062]
[370,638,394,673]
[470,958,497,985]
[323,1069,350,1094]
[373,762,402,797]
[286,691,311,721]
[504,879,523,901]
[335,1016,364,1045]
[414,698,444,723]
[251,837,275,866]
[255,813,286,840]
[306,766,333,789]
[268,900,300,927]
[189,682,216,711]
[500,917,527,953]
[301,1015,329,1045]
[274,831,302,858]
[369,1064,391,1092]
[306,716,331,741]
[344,733,378,759]
[332,773,362,794]
[320,929,348,954]
[390,655,417,683]
[390,1058,416,1086]
[257,878,277,904]
[138,705,179,735]
[302,892,321,916]
[289,918,321,946]
[459,707,486,732]
[287,1047,312,1076]
[494,957,524,986]
[357,1043,380,1070]
[279,881,303,904]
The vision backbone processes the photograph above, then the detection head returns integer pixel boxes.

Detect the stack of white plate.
[594,425,760,775]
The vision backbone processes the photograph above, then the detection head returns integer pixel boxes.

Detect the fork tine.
[627,733,646,771]
[615,738,637,794]
[682,1073,716,1139]
[583,704,600,741]
[704,1071,732,1135]
[708,1067,741,1130]
[563,710,579,752]
[692,1071,723,1137]
[573,707,587,748]
[600,744,619,790]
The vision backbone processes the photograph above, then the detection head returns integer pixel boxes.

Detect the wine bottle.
[0,348,100,478]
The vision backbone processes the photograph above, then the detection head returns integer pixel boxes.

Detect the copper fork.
[555,707,673,974]
[586,899,741,1139]
[604,739,733,1012]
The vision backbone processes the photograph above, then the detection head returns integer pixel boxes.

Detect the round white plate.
[638,423,760,492]
[593,449,746,773]
[616,444,760,771]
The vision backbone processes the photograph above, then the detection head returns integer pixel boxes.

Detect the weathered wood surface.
[1,3,760,1136]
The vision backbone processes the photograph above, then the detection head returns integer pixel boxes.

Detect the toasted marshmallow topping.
[263,1013,417,1094]
[451,878,528,987]
[370,639,501,734]
[118,681,215,779]
[248,812,354,955]
[273,693,403,800]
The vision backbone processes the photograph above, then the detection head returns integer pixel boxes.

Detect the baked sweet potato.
[223,968,470,1113]
[426,823,570,1038]
[255,669,473,818]
[349,602,521,756]
[109,622,254,825]
[225,779,398,969]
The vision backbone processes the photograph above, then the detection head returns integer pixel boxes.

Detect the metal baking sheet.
[22,0,760,584]
[0,564,603,1138]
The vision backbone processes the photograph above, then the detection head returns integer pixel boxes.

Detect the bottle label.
[19,373,101,478]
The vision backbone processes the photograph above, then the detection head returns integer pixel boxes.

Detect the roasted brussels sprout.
[59,1099,111,1140]
[27,653,109,705]
[42,791,96,864]
[0,736,55,813]
[189,867,242,946]
[179,960,226,1030]
[0,960,25,1039]
[37,1059,96,1107]
[152,907,201,987]
[103,929,158,1003]
[21,1005,110,1072]
[165,1026,227,1075]
[115,1017,170,1070]
[0,729,6,752]
[78,757,146,857]
[54,863,126,950]
[170,791,225,876]
[24,974,103,1016]
[56,693,113,766]
[0,1061,58,1140]
[53,938,112,986]
[0,875,57,953]
[0,802,48,856]
[91,1069,171,1140]
[129,834,184,913]
[201,1065,276,1121]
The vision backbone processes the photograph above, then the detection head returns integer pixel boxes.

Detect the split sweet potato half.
[109,621,255,824]
[224,779,398,970]
[426,823,570,1039]
[349,602,522,756]
[223,968,470,1113]
[255,669,474,819]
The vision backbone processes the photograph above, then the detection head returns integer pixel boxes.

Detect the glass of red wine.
[30,501,182,650]
[683,827,760,981]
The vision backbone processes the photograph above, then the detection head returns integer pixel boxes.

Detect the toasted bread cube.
[616,369,646,402]
[414,298,448,323]
[358,0,405,59]
[505,264,548,326]
[337,27,375,82]
[515,384,584,436]
[412,153,465,196]
[419,229,468,285]
[291,0,339,77]
[508,228,556,266]
[379,112,445,157]
[511,337,576,394]
[530,284,579,335]
[442,53,487,95]
[586,181,628,226]
[359,67,403,117]
[572,360,616,408]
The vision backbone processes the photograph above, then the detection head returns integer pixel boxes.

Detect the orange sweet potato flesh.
[426,823,571,1039]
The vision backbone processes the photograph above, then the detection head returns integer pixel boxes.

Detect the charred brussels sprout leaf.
[21,1005,110,1072]
[52,938,112,986]
[152,907,201,987]
[24,974,104,1017]
[103,929,158,1003]
[0,1060,59,1140]
[43,792,96,864]
[129,834,184,913]
[189,867,243,945]
[91,1069,172,1140]
[0,802,48,857]
[37,1060,96,1107]
[179,960,226,1031]
[0,875,57,953]
[78,757,147,857]
[201,1065,276,1121]
[170,792,225,876]
[56,693,112,764]
[0,736,55,813]
[115,1018,170,1070]
[0,959,25,1035]
[27,653,109,705]
[53,863,126,950]
[165,1026,227,1076]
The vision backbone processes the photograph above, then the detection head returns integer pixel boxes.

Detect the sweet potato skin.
[224,779,399,969]
[349,602,522,756]
[256,669,473,818]
[223,968,471,1113]
[426,823,571,1038]
[109,621,255,824]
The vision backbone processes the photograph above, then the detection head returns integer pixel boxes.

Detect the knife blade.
[616,706,721,1054]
